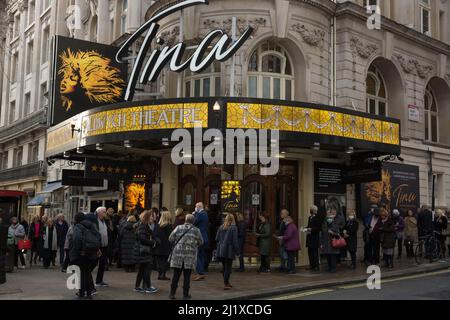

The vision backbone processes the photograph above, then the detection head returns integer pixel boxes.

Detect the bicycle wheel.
[415,241,424,264]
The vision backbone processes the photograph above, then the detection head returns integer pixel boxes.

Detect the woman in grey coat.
[320,209,345,273]
[216,213,240,289]
[168,214,203,300]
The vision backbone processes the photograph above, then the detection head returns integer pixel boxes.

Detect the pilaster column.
[97,0,109,44]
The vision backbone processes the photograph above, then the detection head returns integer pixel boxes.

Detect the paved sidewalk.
[1,258,449,300]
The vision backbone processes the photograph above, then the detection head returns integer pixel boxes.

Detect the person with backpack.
[134,210,158,294]
[215,213,240,290]
[70,212,102,300]
[168,214,203,300]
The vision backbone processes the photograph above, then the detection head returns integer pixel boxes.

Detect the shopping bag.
[18,239,31,250]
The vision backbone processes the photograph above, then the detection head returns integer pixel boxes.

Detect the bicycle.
[414,231,444,265]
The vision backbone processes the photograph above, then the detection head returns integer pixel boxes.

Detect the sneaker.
[224,284,232,290]
[91,289,98,296]
[169,294,176,300]
[145,287,158,294]
[183,294,192,300]
[192,275,205,281]
[133,287,145,293]
[19,266,26,270]
[95,282,109,288]
[84,295,93,300]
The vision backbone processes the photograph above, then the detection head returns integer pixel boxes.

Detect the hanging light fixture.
[124,140,132,148]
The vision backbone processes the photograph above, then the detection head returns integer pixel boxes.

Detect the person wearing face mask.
[306,205,321,272]
[404,210,418,258]
[343,210,359,269]
[192,202,209,281]
[320,209,345,273]
[363,205,377,265]
[379,208,396,268]
[392,209,405,259]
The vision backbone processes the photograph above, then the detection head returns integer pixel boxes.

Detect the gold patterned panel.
[382,122,400,145]
[183,103,208,128]
[293,108,321,134]
[226,103,261,129]
[261,104,293,131]
[142,104,184,130]
[320,110,344,137]
[364,118,383,142]
[82,112,108,137]
[343,114,365,140]
[106,107,143,133]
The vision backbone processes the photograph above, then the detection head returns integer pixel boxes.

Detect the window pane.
[249,51,258,71]
[424,92,429,110]
[378,80,386,98]
[431,115,438,142]
[263,77,270,99]
[248,76,257,98]
[203,78,210,97]
[378,102,386,116]
[262,55,281,73]
[273,78,281,100]
[366,75,376,95]
[285,58,292,75]
[185,81,191,98]
[215,77,220,96]
[285,80,292,101]
[194,79,201,97]
[369,99,376,114]
[425,112,429,141]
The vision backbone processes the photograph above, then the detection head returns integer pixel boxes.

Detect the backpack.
[81,223,101,252]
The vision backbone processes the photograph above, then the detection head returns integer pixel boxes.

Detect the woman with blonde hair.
[434,209,448,258]
[42,219,58,269]
[155,211,174,280]
[215,213,239,289]
[235,212,247,272]
[134,210,158,294]
[174,208,185,227]
[28,215,43,266]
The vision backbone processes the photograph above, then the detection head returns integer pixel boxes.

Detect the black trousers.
[325,254,337,272]
[308,247,319,269]
[43,250,56,268]
[286,250,296,273]
[171,263,192,296]
[0,250,5,284]
[14,245,25,267]
[220,258,233,285]
[397,238,403,257]
[157,255,169,276]
[349,250,356,266]
[76,257,94,297]
[363,241,371,262]
[259,255,270,272]
[95,247,108,284]
[135,262,151,289]
[62,249,70,270]
[405,240,414,257]
[370,239,381,264]
[59,244,65,266]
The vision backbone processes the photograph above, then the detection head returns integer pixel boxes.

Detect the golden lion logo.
[365,169,392,210]
[58,49,125,111]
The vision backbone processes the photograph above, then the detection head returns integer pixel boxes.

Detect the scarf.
[44,226,58,251]
[98,218,108,247]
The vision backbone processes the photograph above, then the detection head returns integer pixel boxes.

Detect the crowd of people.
[5,201,450,299]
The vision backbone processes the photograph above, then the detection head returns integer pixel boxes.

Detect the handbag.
[331,236,347,249]
[18,238,31,250]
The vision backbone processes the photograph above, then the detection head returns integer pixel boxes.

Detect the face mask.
[348,215,355,220]
[326,217,333,223]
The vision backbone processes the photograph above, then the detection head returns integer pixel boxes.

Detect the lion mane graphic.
[58,49,125,111]
[364,169,392,210]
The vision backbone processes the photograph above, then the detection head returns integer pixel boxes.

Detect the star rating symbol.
[122,168,128,174]
[91,165,98,172]
[107,167,113,173]
[99,166,106,173]
[115,167,121,174]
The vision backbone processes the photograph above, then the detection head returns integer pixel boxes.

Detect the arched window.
[424,84,438,142]
[366,65,387,116]
[184,60,221,97]
[247,41,294,100]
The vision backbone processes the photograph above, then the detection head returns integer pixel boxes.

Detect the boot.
[388,256,394,268]
[183,287,191,300]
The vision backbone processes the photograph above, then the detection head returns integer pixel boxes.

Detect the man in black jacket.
[277,209,289,272]
[55,214,69,268]
[306,205,321,272]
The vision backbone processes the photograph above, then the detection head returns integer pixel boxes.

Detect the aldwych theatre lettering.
[116,0,253,101]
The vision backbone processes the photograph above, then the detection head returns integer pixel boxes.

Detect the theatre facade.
[43,0,450,263]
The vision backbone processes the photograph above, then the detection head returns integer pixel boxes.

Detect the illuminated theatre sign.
[116,0,253,101]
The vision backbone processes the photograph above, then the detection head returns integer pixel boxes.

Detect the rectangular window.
[215,77,221,96]
[263,77,270,99]
[273,78,281,100]
[185,81,191,98]
[285,80,292,101]
[369,99,376,114]
[11,53,19,83]
[203,78,210,97]
[425,112,429,141]
[420,3,431,35]
[26,41,33,74]
[194,79,201,97]
[14,15,20,38]
[431,115,438,142]
[41,28,49,63]
[24,93,31,116]
[120,0,128,35]
[378,101,386,116]
[40,83,47,109]
[9,101,16,124]
[28,0,35,25]
[248,76,257,98]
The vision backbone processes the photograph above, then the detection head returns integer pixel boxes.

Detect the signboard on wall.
[50,36,127,125]
[62,170,104,187]
[343,161,382,184]
[314,162,346,194]
[408,105,420,122]
[124,182,146,212]
[221,181,241,213]
[358,163,420,215]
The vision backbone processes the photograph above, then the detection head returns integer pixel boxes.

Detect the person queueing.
[28,215,43,267]
[320,208,344,273]
[392,209,405,259]
[277,209,289,272]
[404,210,418,258]
[42,219,58,269]
[70,212,101,300]
[256,214,271,273]
[192,202,209,281]
[279,216,300,274]
[380,207,396,269]
[55,214,69,269]
[134,210,158,294]
[120,215,137,273]
[155,211,173,280]
[236,212,247,272]
[306,206,321,272]
[168,214,203,300]
[216,213,240,290]
[343,210,359,269]
[8,217,26,270]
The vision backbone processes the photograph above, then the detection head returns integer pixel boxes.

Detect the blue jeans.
[279,246,288,270]
[196,243,208,275]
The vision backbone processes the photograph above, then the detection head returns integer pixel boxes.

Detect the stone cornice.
[335,1,450,56]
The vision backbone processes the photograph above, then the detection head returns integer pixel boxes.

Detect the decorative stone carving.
[350,37,378,59]
[291,23,325,48]
[392,53,434,79]
[159,26,180,46]
[202,17,266,37]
